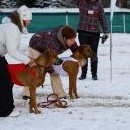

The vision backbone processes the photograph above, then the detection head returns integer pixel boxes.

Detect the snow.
[0,33,130,130]
[1,6,130,13]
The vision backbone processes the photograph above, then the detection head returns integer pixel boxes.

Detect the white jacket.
[0,17,30,64]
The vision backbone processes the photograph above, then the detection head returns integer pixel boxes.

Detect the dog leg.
[68,72,79,99]
[29,86,34,113]
[69,76,77,99]
[73,77,79,99]
[29,86,41,114]
[68,75,73,99]
[33,87,41,114]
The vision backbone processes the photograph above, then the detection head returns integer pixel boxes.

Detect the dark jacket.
[70,0,108,33]
[29,26,78,74]
[29,26,78,54]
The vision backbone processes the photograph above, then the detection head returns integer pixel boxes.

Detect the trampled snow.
[0,33,130,130]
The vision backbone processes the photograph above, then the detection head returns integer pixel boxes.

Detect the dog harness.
[52,57,78,76]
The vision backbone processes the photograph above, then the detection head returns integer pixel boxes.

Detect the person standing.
[0,5,34,117]
[22,26,81,100]
[68,0,109,80]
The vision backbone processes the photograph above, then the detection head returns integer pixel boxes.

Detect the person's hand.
[28,60,37,67]
[101,33,109,44]
[28,56,35,60]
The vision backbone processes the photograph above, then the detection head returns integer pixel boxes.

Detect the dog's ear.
[45,49,58,64]
[44,49,51,55]
[81,44,90,49]
[79,45,86,53]
[35,54,46,66]
[81,44,91,51]
[48,49,57,58]
[44,49,57,56]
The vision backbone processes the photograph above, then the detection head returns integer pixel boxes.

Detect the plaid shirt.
[71,0,108,33]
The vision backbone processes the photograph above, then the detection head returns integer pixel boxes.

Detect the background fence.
[0,11,130,33]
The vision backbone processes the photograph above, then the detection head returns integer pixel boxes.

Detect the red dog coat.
[7,63,26,86]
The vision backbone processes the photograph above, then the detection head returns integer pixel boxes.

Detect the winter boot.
[91,57,98,80]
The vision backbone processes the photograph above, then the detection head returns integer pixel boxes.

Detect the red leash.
[37,94,68,108]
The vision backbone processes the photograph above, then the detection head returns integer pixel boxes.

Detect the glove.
[101,34,108,44]
[54,57,63,65]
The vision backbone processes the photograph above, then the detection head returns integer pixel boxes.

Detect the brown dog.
[53,45,95,99]
[17,49,58,114]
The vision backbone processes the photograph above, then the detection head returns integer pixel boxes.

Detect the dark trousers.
[78,31,100,77]
[0,56,14,117]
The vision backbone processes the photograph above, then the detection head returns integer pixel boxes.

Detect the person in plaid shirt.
[68,0,109,80]
[22,26,80,99]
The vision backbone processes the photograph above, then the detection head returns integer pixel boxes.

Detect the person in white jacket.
[0,5,35,117]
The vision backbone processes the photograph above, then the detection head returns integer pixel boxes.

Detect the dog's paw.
[35,109,41,114]
[29,108,41,114]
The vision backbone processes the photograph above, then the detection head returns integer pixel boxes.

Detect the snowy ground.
[0,33,130,130]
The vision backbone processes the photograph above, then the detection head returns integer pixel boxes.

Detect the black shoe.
[92,75,98,80]
[22,96,30,100]
[79,75,86,80]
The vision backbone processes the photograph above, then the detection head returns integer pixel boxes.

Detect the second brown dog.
[53,45,95,99]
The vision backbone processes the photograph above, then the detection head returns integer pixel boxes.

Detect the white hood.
[17,5,32,21]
